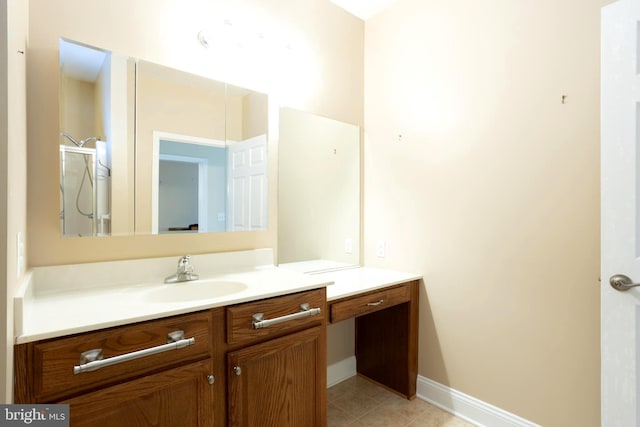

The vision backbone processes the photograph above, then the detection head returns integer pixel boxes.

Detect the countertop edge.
[327,275,422,301]
[313,266,422,301]
[15,281,330,345]
[15,267,333,345]
[15,263,422,345]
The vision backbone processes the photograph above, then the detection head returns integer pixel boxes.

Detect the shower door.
[60,145,97,237]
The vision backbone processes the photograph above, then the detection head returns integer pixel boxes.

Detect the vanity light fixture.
[197,30,210,48]
[197,20,293,54]
[197,20,234,50]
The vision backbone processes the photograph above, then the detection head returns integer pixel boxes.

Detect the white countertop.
[321,267,422,301]
[14,249,332,344]
[279,260,422,301]
[15,251,421,344]
[15,266,332,344]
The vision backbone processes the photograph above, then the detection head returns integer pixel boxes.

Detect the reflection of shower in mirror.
[60,132,100,148]
[59,134,111,237]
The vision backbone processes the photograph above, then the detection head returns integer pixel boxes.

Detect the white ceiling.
[330,0,398,20]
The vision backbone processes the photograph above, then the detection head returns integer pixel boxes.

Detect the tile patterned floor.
[328,376,476,427]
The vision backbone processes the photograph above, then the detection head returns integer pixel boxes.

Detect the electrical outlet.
[344,238,353,254]
[376,240,386,258]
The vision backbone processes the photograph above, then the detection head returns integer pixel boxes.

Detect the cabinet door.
[227,326,326,427]
[62,359,214,427]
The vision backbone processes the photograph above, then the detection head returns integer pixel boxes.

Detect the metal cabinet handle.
[73,330,195,375]
[366,299,384,306]
[252,303,321,329]
[610,274,640,291]
[207,374,215,384]
[233,366,242,376]
[79,348,103,364]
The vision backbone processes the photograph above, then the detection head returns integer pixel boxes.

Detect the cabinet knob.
[207,375,215,385]
[233,366,242,376]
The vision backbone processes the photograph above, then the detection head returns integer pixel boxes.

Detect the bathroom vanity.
[15,288,326,426]
[329,280,419,398]
[316,266,420,400]
[12,250,421,426]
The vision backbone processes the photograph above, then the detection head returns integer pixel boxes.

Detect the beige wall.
[60,77,95,141]
[364,0,608,425]
[1,0,28,403]
[242,92,269,140]
[225,90,268,142]
[27,0,364,266]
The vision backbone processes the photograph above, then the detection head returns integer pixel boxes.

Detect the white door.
[227,135,268,231]
[602,1,640,425]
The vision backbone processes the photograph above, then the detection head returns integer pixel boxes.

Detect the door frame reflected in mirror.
[151,131,226,234]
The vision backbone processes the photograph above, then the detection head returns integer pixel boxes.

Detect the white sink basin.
[145,279,248,303]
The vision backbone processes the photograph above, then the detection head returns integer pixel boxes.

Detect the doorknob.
[609,274,640,291]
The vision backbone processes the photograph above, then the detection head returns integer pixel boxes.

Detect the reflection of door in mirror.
[152,134,226,234]
[278,108,360,269]
[226,84,269,232]
[227,134,268,231]
[58,39,134,237]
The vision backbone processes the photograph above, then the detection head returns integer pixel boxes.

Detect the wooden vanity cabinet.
[328,280,419,399]
[14,288,328,427]
[14,311,215,426]
[215,288,327,427]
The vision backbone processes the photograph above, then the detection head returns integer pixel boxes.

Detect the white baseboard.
[417,376,541,427]
[327,356,357,388]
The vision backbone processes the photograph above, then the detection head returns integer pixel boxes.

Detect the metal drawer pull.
[367,299,384,306]
[73,330,195,375]
[252,303,321,329]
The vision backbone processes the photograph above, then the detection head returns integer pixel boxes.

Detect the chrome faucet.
[165,255,199,283]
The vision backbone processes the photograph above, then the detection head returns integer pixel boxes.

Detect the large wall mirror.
[58,39,268,237]
[136,61,268,235]
[58,39,136,237]
[278,108,360,269]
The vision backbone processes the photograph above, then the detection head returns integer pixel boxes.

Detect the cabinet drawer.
[32,311,211,402]
[330,284,411,323]
[226,288,325,345]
